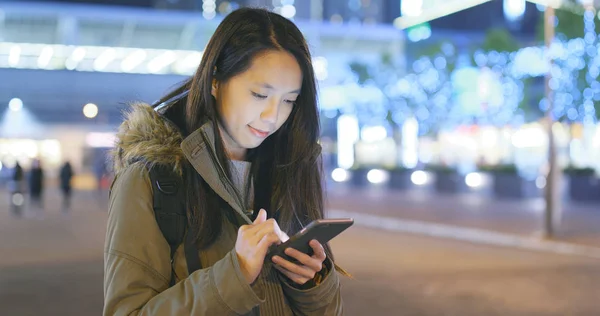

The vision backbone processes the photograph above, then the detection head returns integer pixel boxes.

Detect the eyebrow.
[258,83,301,94]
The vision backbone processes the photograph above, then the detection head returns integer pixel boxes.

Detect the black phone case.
[267,219,354,263]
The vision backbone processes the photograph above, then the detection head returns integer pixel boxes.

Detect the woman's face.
[213,50,303,160]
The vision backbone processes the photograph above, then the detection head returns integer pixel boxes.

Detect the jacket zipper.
[199,130,252,224]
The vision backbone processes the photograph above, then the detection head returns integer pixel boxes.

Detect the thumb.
[253,209,267,224]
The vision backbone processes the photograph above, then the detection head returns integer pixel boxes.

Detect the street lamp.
[8,98,23,112]
[83,103,99,119]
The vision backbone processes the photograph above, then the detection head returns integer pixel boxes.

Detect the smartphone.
[267,218,354,263]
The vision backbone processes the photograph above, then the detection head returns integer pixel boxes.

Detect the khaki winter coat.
[103,104,343,315]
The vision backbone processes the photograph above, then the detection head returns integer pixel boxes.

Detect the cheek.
[220,106,235,128]
[221,98,249,129]
[276,106,294,128]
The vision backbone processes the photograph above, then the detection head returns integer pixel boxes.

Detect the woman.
[104,7,345,316]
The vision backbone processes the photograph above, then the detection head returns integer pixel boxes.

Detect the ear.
[211,79,219,98]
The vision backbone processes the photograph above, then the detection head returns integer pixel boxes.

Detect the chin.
[238,137,264,150]
[246,140,264,149]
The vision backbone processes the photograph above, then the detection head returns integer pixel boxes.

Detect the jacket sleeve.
[103,163,264,316]
[278,258,343,316]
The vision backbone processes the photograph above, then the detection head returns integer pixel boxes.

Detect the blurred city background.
[2,0,600,315]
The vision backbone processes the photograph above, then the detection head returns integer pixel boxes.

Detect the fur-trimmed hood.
[111,102,253,223]
[112,103,184,175]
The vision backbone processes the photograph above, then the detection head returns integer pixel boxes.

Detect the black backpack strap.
[184,224,202,276]
[148,165,190,286]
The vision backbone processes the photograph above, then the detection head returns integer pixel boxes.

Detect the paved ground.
[335,226,600,316]
[1,189,600,315]
[326,184,600,247]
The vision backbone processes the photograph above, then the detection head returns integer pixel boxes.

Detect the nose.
[260,98,279,125]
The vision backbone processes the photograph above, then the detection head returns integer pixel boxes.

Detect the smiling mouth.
[248,125,270,138]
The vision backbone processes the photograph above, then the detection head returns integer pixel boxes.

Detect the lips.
[248,125,270,138]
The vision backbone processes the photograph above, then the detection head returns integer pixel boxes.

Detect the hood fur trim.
[112,103,184,175]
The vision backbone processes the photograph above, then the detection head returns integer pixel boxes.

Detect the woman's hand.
[271,239,327,285]
[235,209,286,284]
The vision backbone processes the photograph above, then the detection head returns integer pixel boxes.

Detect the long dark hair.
[153,8,336,263]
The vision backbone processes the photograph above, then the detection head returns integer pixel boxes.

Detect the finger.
[273,264,310,285]
[284,248,323,273]
[252,221,277,239]
[238,223,262,240]
[253,209,267,224]
[252,218,285,241]
[269,220,288,242]
[243,214,274,237]
[257,232,281,256]
[277,228,290,243]
[272,255,315,279]
[309,240,327,261]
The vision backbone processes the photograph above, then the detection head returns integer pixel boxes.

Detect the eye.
[251,91,267,99]
[284,100,296,105]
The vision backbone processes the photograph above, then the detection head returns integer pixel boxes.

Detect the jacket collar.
[180,122,253,225]
[112,103,253,225]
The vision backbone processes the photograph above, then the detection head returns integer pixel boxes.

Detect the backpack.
[148,165,202,286]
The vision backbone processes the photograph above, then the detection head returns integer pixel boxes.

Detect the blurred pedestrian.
[28,159,44,212]
[9,162,25,217]
[60,161,74,212]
